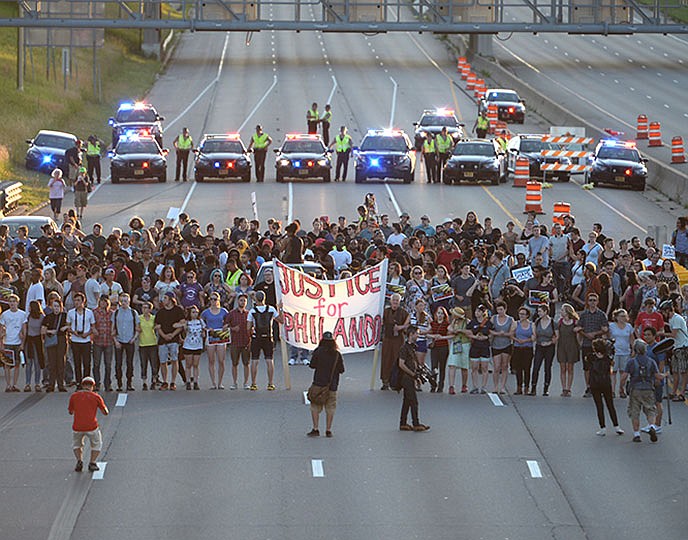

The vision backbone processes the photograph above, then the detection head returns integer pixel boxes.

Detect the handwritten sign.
[274,259,388,354]
[512,265,534,283]
[431,283,454,303]
[385,283,406,300]
[662,244,675,260]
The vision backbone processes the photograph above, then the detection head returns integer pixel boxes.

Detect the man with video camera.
[397,326,430,432]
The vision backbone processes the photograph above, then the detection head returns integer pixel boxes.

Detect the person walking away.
[73,167,90,220]
[48,168,66,221]
[473,110,490,139]
[588,339,624,436]
[1,294,27,392]
[330,126,352,182]
[24,300,45,392]
[68,376,109,472]
[173,127,193,182]
[247,124,272,182]
[380,293,410,390]
[155,292,186,390]
[531,303,558,396]
[247,291,283,391]
[422,133,437,183]
[112,293,139,392]
[138,302,159,390]
[179,305,205,390]
[641,327,666,434]
[67,292,95,389]
[435,127,453,183]
[306,102,319,134]
[320,104,332,146]
[85,135,103,184]
[307,331,344,437]
[621,340,664,442]
[42,298,68,392]
[511,307,534,395]
[398,326,430,432]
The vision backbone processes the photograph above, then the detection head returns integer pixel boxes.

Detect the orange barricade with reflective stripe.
[636,115,648,140]
[648,122,663,147]
[553,202,571,225]
[466,72,476,91]
[671,136,686,164]
[460,64,471,80]
[513,157,530,187]
[524,182,544,214]
[474,79,486,100]
[486,103,498,130]
[457,56,467,72]
[492,120,510,138]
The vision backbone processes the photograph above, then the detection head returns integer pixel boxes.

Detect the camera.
[415,363,438,391]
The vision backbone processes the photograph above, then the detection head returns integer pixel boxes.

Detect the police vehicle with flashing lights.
[585,140,648,191]
[412,109,465,151]
[443,139,507,185]
[25,130,77,175]
[109,135,168,184]
[354,129,415,184]
[274,134,332,182]
[194,134,251,182]
[506,134,572,182]
[479,89,526,124]
[109,102,164,148]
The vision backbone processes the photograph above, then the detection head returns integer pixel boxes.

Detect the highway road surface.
[7,4,688,540]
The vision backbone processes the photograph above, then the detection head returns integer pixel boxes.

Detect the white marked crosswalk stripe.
[92,462,107,480]
[115,393,127,407]
[311,459,324,477]
[526,460,542,478]
[487,393,504,406]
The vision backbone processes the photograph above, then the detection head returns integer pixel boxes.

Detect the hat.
[322,331,334,341]
[400,212,410,218]
[81,376,95,386]
[450,307,465,319]
[78,166,87,173]
[584,262,597,273]
[659,300,674,311]
[262,239,274,249]
[421,215,430,220]
[104,268,115,275]
[164,291,176,299]
[314,238,326,248]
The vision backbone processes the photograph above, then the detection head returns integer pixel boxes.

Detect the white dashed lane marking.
[92,462,107,480]
[526,460,542,478]
[115,393,127,407]
[311,459,324,478]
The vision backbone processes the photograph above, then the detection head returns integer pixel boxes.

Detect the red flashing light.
[508,107,515,113]
[307,160,314,167]
[227,161,235,168]
[227,133,241,139]
[142,162,149,168]
[625,168,632,176]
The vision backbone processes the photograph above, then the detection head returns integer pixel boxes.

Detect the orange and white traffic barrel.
[460,64,471,81]
[552,202,571,225]
[457,56,467,72]
[513,157,530,187]
[671,136,686,164]
[466,72,476,91]
[636,115,648,140]
[648,121,663,147]
[474,79,486,100]
[524,182,544,214]
[487,103,498,131]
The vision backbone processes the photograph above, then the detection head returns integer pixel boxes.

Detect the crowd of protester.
[1,187,687,428]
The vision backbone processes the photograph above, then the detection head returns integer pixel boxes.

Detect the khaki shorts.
[73,428,103,451]
[310,390,337,414]
[671,346,688,374]
[230,345,251,367]
[627,389,657,419]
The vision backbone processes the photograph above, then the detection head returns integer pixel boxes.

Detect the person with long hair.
[179,305,205,390]
[557,303,580,396]
[511,307,534,395]
[588,338,624,437]
[24,300,45,392]
[623,271,640,319]
[531,303,558,396]
[427,306,450,393]
[155,266,180,298]
[42,267,64,298]
[201,292,229,389]
[656,259,678,287]
[204,269,232,309]
[446,307,470,394]
[409,298,431,375]
[490,300,515,395]
[307,331,345,438]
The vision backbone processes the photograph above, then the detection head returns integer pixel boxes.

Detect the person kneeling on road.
[68,376,109,473]
[398,326,430,432]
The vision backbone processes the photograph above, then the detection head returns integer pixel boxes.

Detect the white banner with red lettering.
[274,259,388,354]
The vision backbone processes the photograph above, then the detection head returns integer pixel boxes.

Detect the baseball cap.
[81,376,95,386]
[400,212,410,218]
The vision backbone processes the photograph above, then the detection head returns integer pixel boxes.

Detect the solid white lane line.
[487,392,504,406]
[327,75,338,104]
[288,182,293,223]
[311,459,324,477]
[303,391,310,405]
[92,462,107,480]
[388,77,398,129]
[174,181,197,226]
[115,393,128,407]
[385,184,402,217]
[575,181,647,233]
[237,75,278,132]
[526,460,542,478]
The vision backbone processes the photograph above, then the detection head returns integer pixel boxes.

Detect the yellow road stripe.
[481,186,523,228]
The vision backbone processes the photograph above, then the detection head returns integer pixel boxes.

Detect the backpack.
[630,356,654,390]
[252,306,272,339]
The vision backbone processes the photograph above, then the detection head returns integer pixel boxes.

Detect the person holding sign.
[247,291,283,391]
[446,308,471,395]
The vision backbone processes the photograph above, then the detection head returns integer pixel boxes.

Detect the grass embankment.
[0,1,164,209]
[636,0,688,23]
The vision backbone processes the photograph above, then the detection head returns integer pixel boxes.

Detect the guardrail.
[0,181,23,214]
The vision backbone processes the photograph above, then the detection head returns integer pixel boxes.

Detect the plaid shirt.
[576,308,608,348]
[226,308,251,348]
[92,306,114,347]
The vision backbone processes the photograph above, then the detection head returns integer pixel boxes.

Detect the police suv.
[194,134,251,182]
[25,130,77,175]
[109,102,164,148]
[412,109,465,151]
[443,139,507,185]
[109,135,168,184]
[586,140,648,191]
[274,134,332,182]
[479,89,526,124]
[354,129,415,184]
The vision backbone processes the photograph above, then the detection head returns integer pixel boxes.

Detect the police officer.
[247,124,273,183]
[85,135,103,185]
[496,129,509,152]
[435,126,453,184]
[307,102,319,135]
[329,126,352,182]
[473,110,490,139]
[422,133,437,184]
[173,127,193,182]
[321,104,332,146]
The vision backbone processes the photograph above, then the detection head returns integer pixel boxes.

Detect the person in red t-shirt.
[634,298,665,337]
[68,376,109,472]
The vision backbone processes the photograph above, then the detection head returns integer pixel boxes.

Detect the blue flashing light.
[294,160,301,168]
[42,155,53,164]
[214,161,221,168]
[370,157,380,167]
[119,102,134,111]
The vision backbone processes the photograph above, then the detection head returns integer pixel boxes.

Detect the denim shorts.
[158,342,179,363]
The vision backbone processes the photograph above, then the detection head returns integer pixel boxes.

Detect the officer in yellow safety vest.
[321,104,332,146]
[329,126,353,182]
[85,135,103,184]
[473,110,490,139]
[306,102,319,134]
[422,133,438,183]
[435,127,454,184]
[495,130,509,152]
[247,124,273,183]
[173,127,193,182]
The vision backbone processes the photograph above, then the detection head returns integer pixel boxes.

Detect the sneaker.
[479,388,487,395]
[325,431,333,438]
[380,384,390,391]
[399,424,413,431]
[288,358,296,366]
[632,435,641,442]
[302,358,310,366]
[229,384,238,390]
[142,383,148,391]
[461,385,468,393]
[413,424,430,432]
[126,385,135,392]
[640,425,651,433]
[244,383,251,390]
[186,382,192,390]
[250,384,258,391]
[75,460,83,472]
[649,427,658,442]
[116,386,123,392]
[23,384,31,392]
[88,462,99,472]
[448,386,456,395]
[583,388,592,398]
[655,426,662,434]
[596,428,606,436]
[218,384,225,390]
[267,384,276,391]
[193,382,200,390]
[615,426,625,435]
[307,429,320,437]
[469,388,479,394]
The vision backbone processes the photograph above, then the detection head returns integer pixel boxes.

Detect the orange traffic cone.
[672,136,686,164]
[636,114,648,140]
[513,157,530,187]
[524,182,544,214]
[648,122,663,147]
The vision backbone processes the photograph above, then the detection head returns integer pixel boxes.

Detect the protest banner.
[274,259,388,354]
[431,283,454,303]
[385,283,406,300]
[512,265,534,283]
[662,244,676,260]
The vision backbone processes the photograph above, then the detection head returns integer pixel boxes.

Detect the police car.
[194,134,251,182]
[108,102,164,148]
[479,89,526,124]
[506,134,572,182]
[354,129,415,184]
[274,134,332,182]
[109,135,168,184]
[586,140,648,191]
[443,139,507,185]
[412,109,465,151]
[25,130,77,174]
